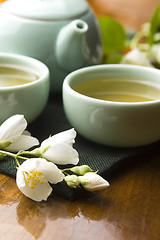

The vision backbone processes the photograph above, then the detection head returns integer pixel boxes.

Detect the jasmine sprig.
[0,114,110,202]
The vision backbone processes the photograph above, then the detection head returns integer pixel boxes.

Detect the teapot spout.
[55,19,90,72]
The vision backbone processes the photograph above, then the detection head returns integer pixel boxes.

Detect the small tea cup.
[0,53,50,123]
[63,64,160,147]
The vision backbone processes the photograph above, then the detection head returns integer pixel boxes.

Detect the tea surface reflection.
[0,64,39,87]
[74,79,160,102]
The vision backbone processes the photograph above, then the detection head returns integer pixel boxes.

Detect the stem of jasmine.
[17,150,38,157]
[61,168,73,176]
[15,158,20,167]
[0,150,28,161]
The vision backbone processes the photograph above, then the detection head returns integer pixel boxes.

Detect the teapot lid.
[1,0,89,20]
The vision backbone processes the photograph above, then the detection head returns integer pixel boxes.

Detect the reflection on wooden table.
[0,1,160,240]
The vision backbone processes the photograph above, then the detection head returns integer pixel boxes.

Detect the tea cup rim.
[0,52,49,90]
[63,64,160,106]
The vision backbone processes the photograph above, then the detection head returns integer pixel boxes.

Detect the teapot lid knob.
[1,0,89,20]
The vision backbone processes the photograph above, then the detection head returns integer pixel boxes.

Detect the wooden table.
[0,1,160,240]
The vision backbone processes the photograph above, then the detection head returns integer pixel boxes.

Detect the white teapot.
[0,0,102,92]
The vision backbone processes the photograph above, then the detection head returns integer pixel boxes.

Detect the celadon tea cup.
[0,53,50,123]
[63,64,160,147]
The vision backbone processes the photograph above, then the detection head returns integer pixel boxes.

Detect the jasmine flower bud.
[0,140,12,149]
[79,172,110,192]
[70,165,93,175]
[64,175,80,188]
[150,44,160,64]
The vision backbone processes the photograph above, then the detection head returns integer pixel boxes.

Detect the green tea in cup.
[0,64,39,87]
[73,78,160,103]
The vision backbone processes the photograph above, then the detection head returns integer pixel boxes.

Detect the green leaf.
[149,4,160,45]
[103,53,123,64]
[98,17,127,55]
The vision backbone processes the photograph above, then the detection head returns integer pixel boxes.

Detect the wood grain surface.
[0,1,160,240]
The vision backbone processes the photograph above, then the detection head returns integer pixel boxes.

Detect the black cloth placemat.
[0,94,160,200]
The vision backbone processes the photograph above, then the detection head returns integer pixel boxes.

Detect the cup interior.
[66,64,160,104]
[0,53,49,89]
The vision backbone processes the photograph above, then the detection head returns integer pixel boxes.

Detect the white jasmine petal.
[5,135,39,152]
[40,128,79,165]
[16,158,64,202]
[43,143,79,165]
[19,177,53,202]
[121,48,153,67]
[0,114,39,151]
[41,128,76,147]
[0,115,27,141]
[34,158,64,184]
[79,172,110,192]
